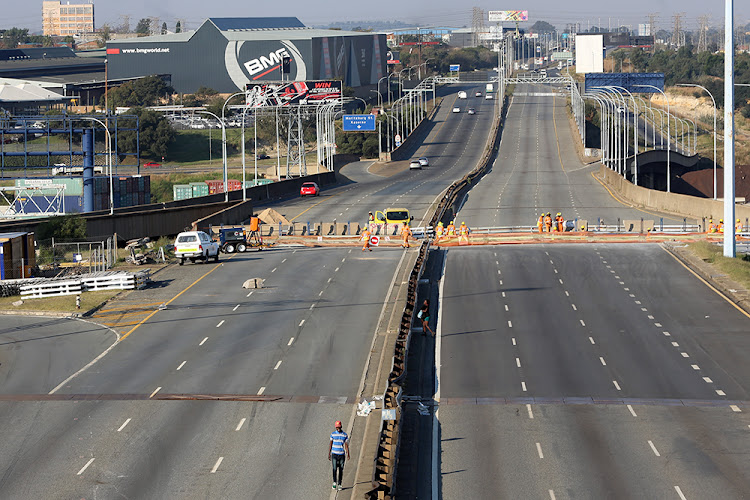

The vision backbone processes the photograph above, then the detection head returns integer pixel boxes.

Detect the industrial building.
[42,0,95,37]
[105,17,388,93]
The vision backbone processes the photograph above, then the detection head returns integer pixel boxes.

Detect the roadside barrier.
[14,270,151,299]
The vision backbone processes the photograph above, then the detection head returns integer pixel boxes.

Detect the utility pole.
[671,12,685,48]
[697,15,710,53]
[647,13,658,51]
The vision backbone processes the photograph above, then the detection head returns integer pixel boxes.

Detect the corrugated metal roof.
[209,17,304,31]
[110,31,196,44]
[0,80,67,102]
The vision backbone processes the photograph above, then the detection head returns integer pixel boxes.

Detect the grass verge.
[0,290,121,313]
[687,241,750,290]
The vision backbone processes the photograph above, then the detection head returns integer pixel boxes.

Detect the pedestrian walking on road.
[328,420,350,491]
[361,226,373,252]
[418,299,434,336]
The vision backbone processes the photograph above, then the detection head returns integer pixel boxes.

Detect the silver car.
[409,160,422,170]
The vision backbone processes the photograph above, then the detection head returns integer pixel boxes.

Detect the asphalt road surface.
[0,84,499,499]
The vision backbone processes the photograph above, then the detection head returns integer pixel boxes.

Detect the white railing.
[21,279,82,299]
[17,270,151,299]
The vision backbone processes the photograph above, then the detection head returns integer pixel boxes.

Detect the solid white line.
[674,485,687,500]
[527,404,534,419]
[176,361,186,371]
[236,418,246,431]
[288,337,294,346]
[648,440,660,457]
[521,381,527,392]
[580,320,586,327]
[199,337,208,346]
[549,490,556,500]
[536,442,544,458]
[512,338,516,346]
[117,418,131,432]
[600,357,607,366]
[299,319,305,327]
[216,320,225,328]
[627,405,638,417]
[247,291,253,297]
[257,386,266,395]
[716,390,726,396]
[589,337,595,344]
[233,304,240,311]
[149,387,161,399]
[613,380,621,391]
[731,405,742,412]
[274,360,282,370]
[210,457,224,473]
[571,304,577,311]
[516,358,521,368]
[691,364,700,370]
[77,458,95,475]
[508,320,513,328]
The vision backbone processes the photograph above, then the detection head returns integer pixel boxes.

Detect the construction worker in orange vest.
[361,226,372,252]
[555,212,564,232]
[458,221,470,245]
[737,218,744,234]
[401,222,412,248]
[718,219,724,233]
[537,213,545,233]
[708,219,716,233]
[447,220,456,236]
[544,213,552,232]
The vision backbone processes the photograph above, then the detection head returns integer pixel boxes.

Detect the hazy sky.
[4,0,747,34]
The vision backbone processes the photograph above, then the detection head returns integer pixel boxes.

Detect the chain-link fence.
[34,236,115,278]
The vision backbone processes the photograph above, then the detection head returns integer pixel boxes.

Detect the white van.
[458,91,467,99]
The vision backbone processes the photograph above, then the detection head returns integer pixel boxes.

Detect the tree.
[1,28,30,49]
[135,18,150,36]
[161,22,167,35]
[103,75,174,110]
[175,21,182,33]
[37,214,87,241]
[97,24,111,48]
[530,21,556,34]
[116,108,175,159]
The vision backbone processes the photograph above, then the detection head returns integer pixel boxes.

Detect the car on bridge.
[374,208,413,226]
[452,106,460,113]
[458,91,467,99]
[468,108,476,115]
[409,160,422,170]
[174,231,220,265]
[418,157,429,167]
[475,91,482,97]
[485,94,493,100]
[300,182,320,196]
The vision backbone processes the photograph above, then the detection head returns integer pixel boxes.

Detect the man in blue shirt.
[328,420,350,491]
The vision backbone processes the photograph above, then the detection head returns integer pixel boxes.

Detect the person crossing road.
[401,222,412,248]
[361,226,372,252]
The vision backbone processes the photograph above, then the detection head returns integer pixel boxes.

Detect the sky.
[3,0,747,34]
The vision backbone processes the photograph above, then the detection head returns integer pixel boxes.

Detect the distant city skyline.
[2,0,748,34]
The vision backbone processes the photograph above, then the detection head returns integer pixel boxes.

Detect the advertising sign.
[343,114,376,132]
[387,50,400,65]
[449,64,460,72]
[245,80,342,107]
[488,10,529,22]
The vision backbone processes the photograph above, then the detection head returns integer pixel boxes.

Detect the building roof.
[0,47,76,62]
[0,79,67,102]
[208,17,305,31]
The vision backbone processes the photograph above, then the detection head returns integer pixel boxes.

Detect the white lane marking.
[310,304,315,310]
[512,338,517,346]
[600,357,607,366]
[274,360,283,370]
[671,342,680,347]
[502,292,506,298]
[554,269,558,274]
[536,442,544,458]
[641,308,648,312]
[498,270,502,275]
[549,490,556,500]
[210,457,224,473]
[731,405,742,412]
[271,268,277,273]
[496,261,499,265]
[648,315,655,320]
[247,291,253,297]
[328,278,332,283]
[508,320,513,328]
[663,332,671,336]
[319,290,324,296]
[615,275,620,279]
[505,305,509,311]
[559,279,563,284]
[691,364,700,370]
[571,304,577,311]
[335,267,340,272]
[655,323,662,327]
[648,440,661,457]
[77,458,95,475]
[499,280,503,285]
[624,288,630,291]
[200,337,208,346]
[117,418,131,432]
[149,387,161,399]
[521,382,527,392]
[565,291,569,297]
[299,319,305,327]
[613,380,621,391]
[681,353,690,358]
[236,418,246,431]
[257,386,266,395]
[233,304,240,312]
[716,390,726,396]
[176,361,186,371]
[342,258,346,263]
[516,358,521,368]
[550,260,554,264]
[282,258,287,263]
[216,320,225,328]
[629,294,636,297]
[589,337,595,344]
[527,404,534,419]
[674,485,687,500]
[288,337,294,346]
[627,405,638,417]
[580,320,586,327]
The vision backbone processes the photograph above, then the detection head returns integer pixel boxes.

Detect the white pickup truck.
[174,231,220,265]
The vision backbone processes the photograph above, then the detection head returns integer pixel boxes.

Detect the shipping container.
[190,182,209,197]
[173,184,193,201]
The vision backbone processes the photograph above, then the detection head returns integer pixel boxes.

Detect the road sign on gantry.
[449,64,460,72]
[343,114,376,132]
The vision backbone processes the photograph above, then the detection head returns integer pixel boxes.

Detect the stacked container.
[14,176,152,213]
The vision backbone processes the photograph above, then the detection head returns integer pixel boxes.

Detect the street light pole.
[635,84,671,192]
[724,0,736,257]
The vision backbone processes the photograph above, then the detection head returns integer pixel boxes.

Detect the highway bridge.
[1,78,749,500]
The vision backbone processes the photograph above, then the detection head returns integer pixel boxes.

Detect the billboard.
[387,50,400,65]
[575,34,604,74]
[584,73,665,94]
[343,114,376,132]
[488,10,529,22]
[245,80,342,107]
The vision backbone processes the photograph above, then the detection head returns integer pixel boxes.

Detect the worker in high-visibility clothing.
[544,213,552,232]
[447,220,456,236]
[555,212,564,232]
[708,219,716,233]
[537,213,545,233]
[361,226,372,252]
[458,221,470,245]
[435,221,444,239]
[401,222,412,248]
[718,219,724,233]
[737,219,744,234]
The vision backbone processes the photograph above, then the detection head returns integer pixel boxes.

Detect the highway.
[0,84,498,499]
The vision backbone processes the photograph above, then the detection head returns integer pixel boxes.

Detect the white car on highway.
[174,231,220,265]
[418,157,429,167]
[409,159,422,170]
[452,106,460,113]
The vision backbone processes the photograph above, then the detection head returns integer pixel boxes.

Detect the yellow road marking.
[99,320,144,327]
[661,246,750,320]
[98,302,165,313]
[552,96,566,172]
[288,194,338,223]
[95,310,155,319]
[119,257,234,341]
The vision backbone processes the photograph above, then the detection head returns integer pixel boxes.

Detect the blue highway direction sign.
[343,114,376,132]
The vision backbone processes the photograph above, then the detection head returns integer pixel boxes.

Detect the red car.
[300,182,320,197]
[143,162,161,168]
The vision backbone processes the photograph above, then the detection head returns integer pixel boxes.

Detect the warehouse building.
[105,17,388,93]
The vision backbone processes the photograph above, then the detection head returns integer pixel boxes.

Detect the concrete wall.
[388,98,442,162]
[599,164,750,222]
